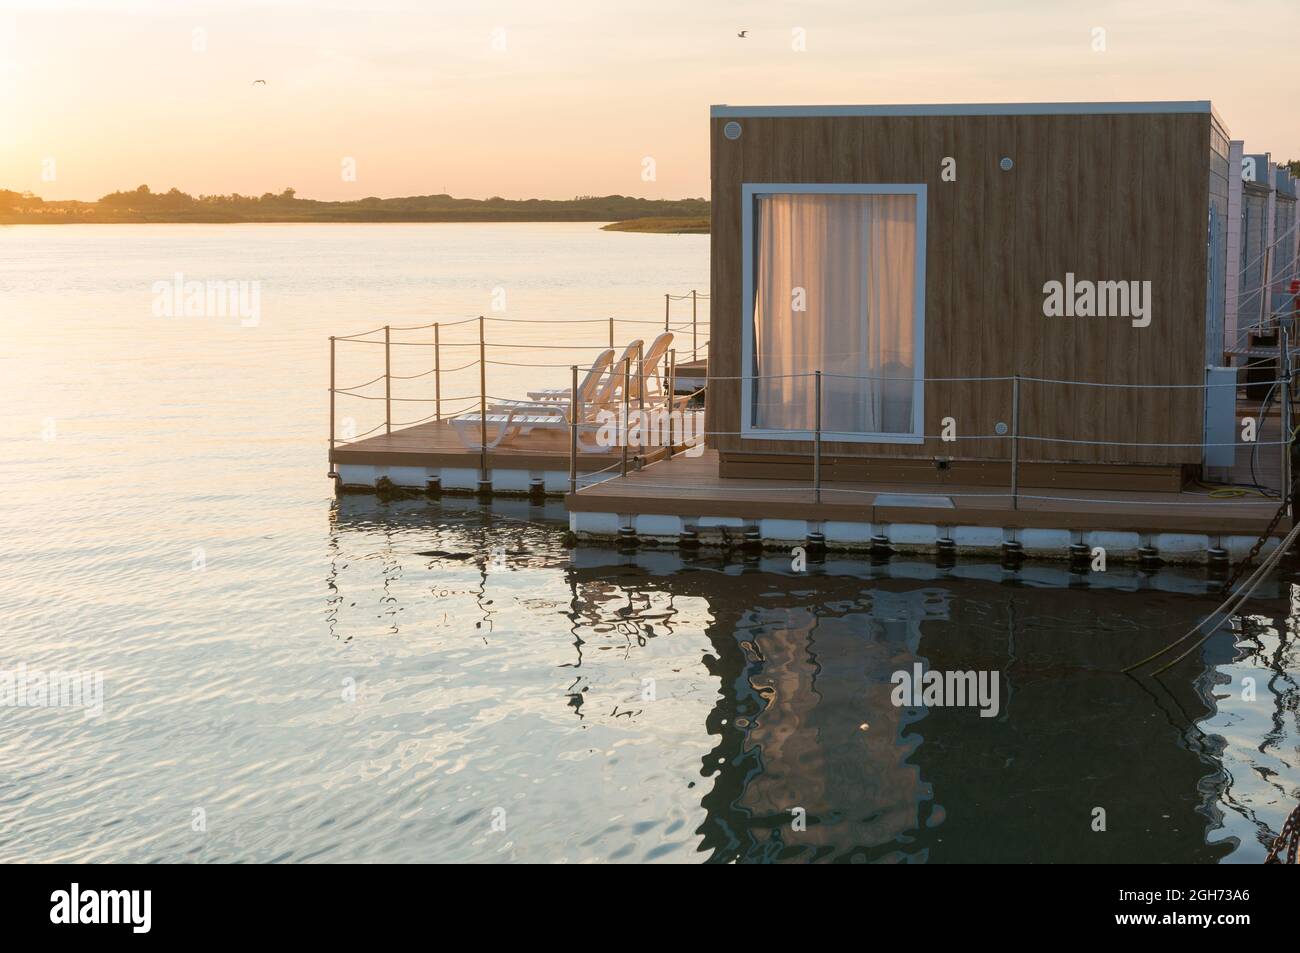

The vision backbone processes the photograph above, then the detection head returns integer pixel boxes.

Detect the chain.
[1221,490,1293,593]
[1265,802,1300,864]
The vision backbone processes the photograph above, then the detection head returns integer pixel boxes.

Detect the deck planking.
[331,416,683,472]
[568,450,1288,537]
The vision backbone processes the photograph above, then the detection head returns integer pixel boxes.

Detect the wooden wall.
[708,112,1212,470]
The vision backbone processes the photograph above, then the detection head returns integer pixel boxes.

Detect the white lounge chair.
[593,339,643,408]
[632,332,673,402]
[450,406,572,450]
[451,353,629,451]
[521,348,615,405]
[452,340,650,452]
[489,347,623,436]
[528,339,642,408]
[450,403,621,453]
[512,338,640,423]
[489,347,614,425]
[625,332,689,415]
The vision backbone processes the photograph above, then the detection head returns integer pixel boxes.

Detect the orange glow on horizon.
[2,0,1297,202]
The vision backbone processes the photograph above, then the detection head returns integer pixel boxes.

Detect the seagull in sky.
[737,30,748,38]
[252,79,267,85]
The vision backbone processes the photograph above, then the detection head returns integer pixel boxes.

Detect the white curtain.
[753,192,917,435]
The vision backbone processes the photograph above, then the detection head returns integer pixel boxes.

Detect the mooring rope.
[1122,512,1300,676]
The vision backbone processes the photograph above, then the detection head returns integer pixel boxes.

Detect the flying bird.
[252,79,267,85]
[737,30,748,38]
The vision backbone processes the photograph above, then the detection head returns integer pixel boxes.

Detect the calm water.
[0,223,1296,863]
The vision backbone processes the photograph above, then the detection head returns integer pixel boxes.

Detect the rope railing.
[327,292,1295,521]
[1227,251,1300,347]
[544,423,1293,445]
[484,348,711,369]
[567,351,1296,513]
[327,292,710,483]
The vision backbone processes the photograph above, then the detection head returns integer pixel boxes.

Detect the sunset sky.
[2,0,1297,202]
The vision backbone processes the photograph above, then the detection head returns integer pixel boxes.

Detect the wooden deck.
[330,417,653,473]
[567,450,1288,536]
[329,389,1290,541]
[565,391,1290,538]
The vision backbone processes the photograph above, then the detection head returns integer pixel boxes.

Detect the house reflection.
[327,496,1279,863]
[566,559,1243,863]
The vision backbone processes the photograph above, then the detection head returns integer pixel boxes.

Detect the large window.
[742,184,926,442]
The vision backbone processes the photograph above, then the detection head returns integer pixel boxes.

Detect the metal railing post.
[664,293,670,333]
[329,335,336,450]
[478,315,487,482]
[1011,375,1021,511]
[1282,326,1292,512]
[1262,246,1274,331]
[434,322,441,423]
[621,357,631,478]
[691,289,698,363]
[813,370,822,504]
[608,316,614,349]
[637,341,645,468]
[384,325,392,434]
[569,363,579,496]
[667,347,677,451]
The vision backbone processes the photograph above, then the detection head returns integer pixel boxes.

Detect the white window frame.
[740,182,927,444]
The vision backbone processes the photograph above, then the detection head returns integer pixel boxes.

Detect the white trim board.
[712,101,1214,118]
[740,182,928,445]
[1225,140,1245,353]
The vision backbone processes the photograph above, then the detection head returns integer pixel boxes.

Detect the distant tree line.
[0,185,709,224]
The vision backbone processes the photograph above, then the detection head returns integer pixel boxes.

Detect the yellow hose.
[1194,480,1271,498]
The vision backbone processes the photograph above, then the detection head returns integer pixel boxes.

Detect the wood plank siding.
[709,109,1213,477]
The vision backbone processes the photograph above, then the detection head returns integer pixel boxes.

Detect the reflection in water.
[699,597,932,863]
[323,495,1296,863]
[5,222,1293,861]
[1203,603,1299,860]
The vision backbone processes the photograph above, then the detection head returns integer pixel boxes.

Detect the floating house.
[1271,166,1298,322]
[570,101,1294,560]
[705,101,1232,489]
[331,101,1297,563]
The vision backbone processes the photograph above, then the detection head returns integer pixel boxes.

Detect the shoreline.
[602,216,710,234]
[0,190,710,227]
[0,217,650,226]
[0,216,698,227]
